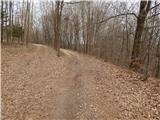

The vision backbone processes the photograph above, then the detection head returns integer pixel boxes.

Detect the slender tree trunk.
[11,1,14,42]
[80,2,85,53]
[20,0,24,43]
[1,1,4,43]
[125,14,129,58]
[26,1,30,47]
[9,1,13,42]
[5,1,9,43]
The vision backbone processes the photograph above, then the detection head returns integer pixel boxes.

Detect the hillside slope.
[1,44,160,120]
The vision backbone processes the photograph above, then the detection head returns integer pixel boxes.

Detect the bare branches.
[144,25,160,29]
[149,3,160,11]
[148,12,160,19]
[65,1,91,5]
[96,13,137,24]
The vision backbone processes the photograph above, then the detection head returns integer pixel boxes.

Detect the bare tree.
[130,0,151,68]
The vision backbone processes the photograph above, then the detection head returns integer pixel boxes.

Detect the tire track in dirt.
[53,52,85,119]
[53,50,100,119]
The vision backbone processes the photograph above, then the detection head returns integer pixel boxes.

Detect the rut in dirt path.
[54,55,85,119]
[54,50,102,119]
[2,44,160,120]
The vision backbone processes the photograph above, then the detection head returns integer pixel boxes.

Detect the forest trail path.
[2,44,160,120]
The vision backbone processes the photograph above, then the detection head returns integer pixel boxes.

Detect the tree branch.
[95,13,137,24]
[64,1,92,4]
[144,25,160,29]
[149,3,160,11]
[147,12,160,20]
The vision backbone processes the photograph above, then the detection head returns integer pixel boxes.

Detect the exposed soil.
[1,44,160,120]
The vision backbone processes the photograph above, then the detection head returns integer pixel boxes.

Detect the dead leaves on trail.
[1,44,160,120]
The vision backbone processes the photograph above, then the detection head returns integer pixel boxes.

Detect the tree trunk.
[26,1,30,48]
[54,1,63,57]
[1,1,4,43]
[5,1,9,43]
[9,1,12,42]
[130,1,151,68]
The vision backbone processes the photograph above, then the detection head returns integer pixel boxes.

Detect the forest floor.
[1,44,160,120]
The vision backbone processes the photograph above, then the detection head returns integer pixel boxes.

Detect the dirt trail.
[2,44,160,120]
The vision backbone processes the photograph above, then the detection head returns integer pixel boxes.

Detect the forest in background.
[1,0,160,78]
